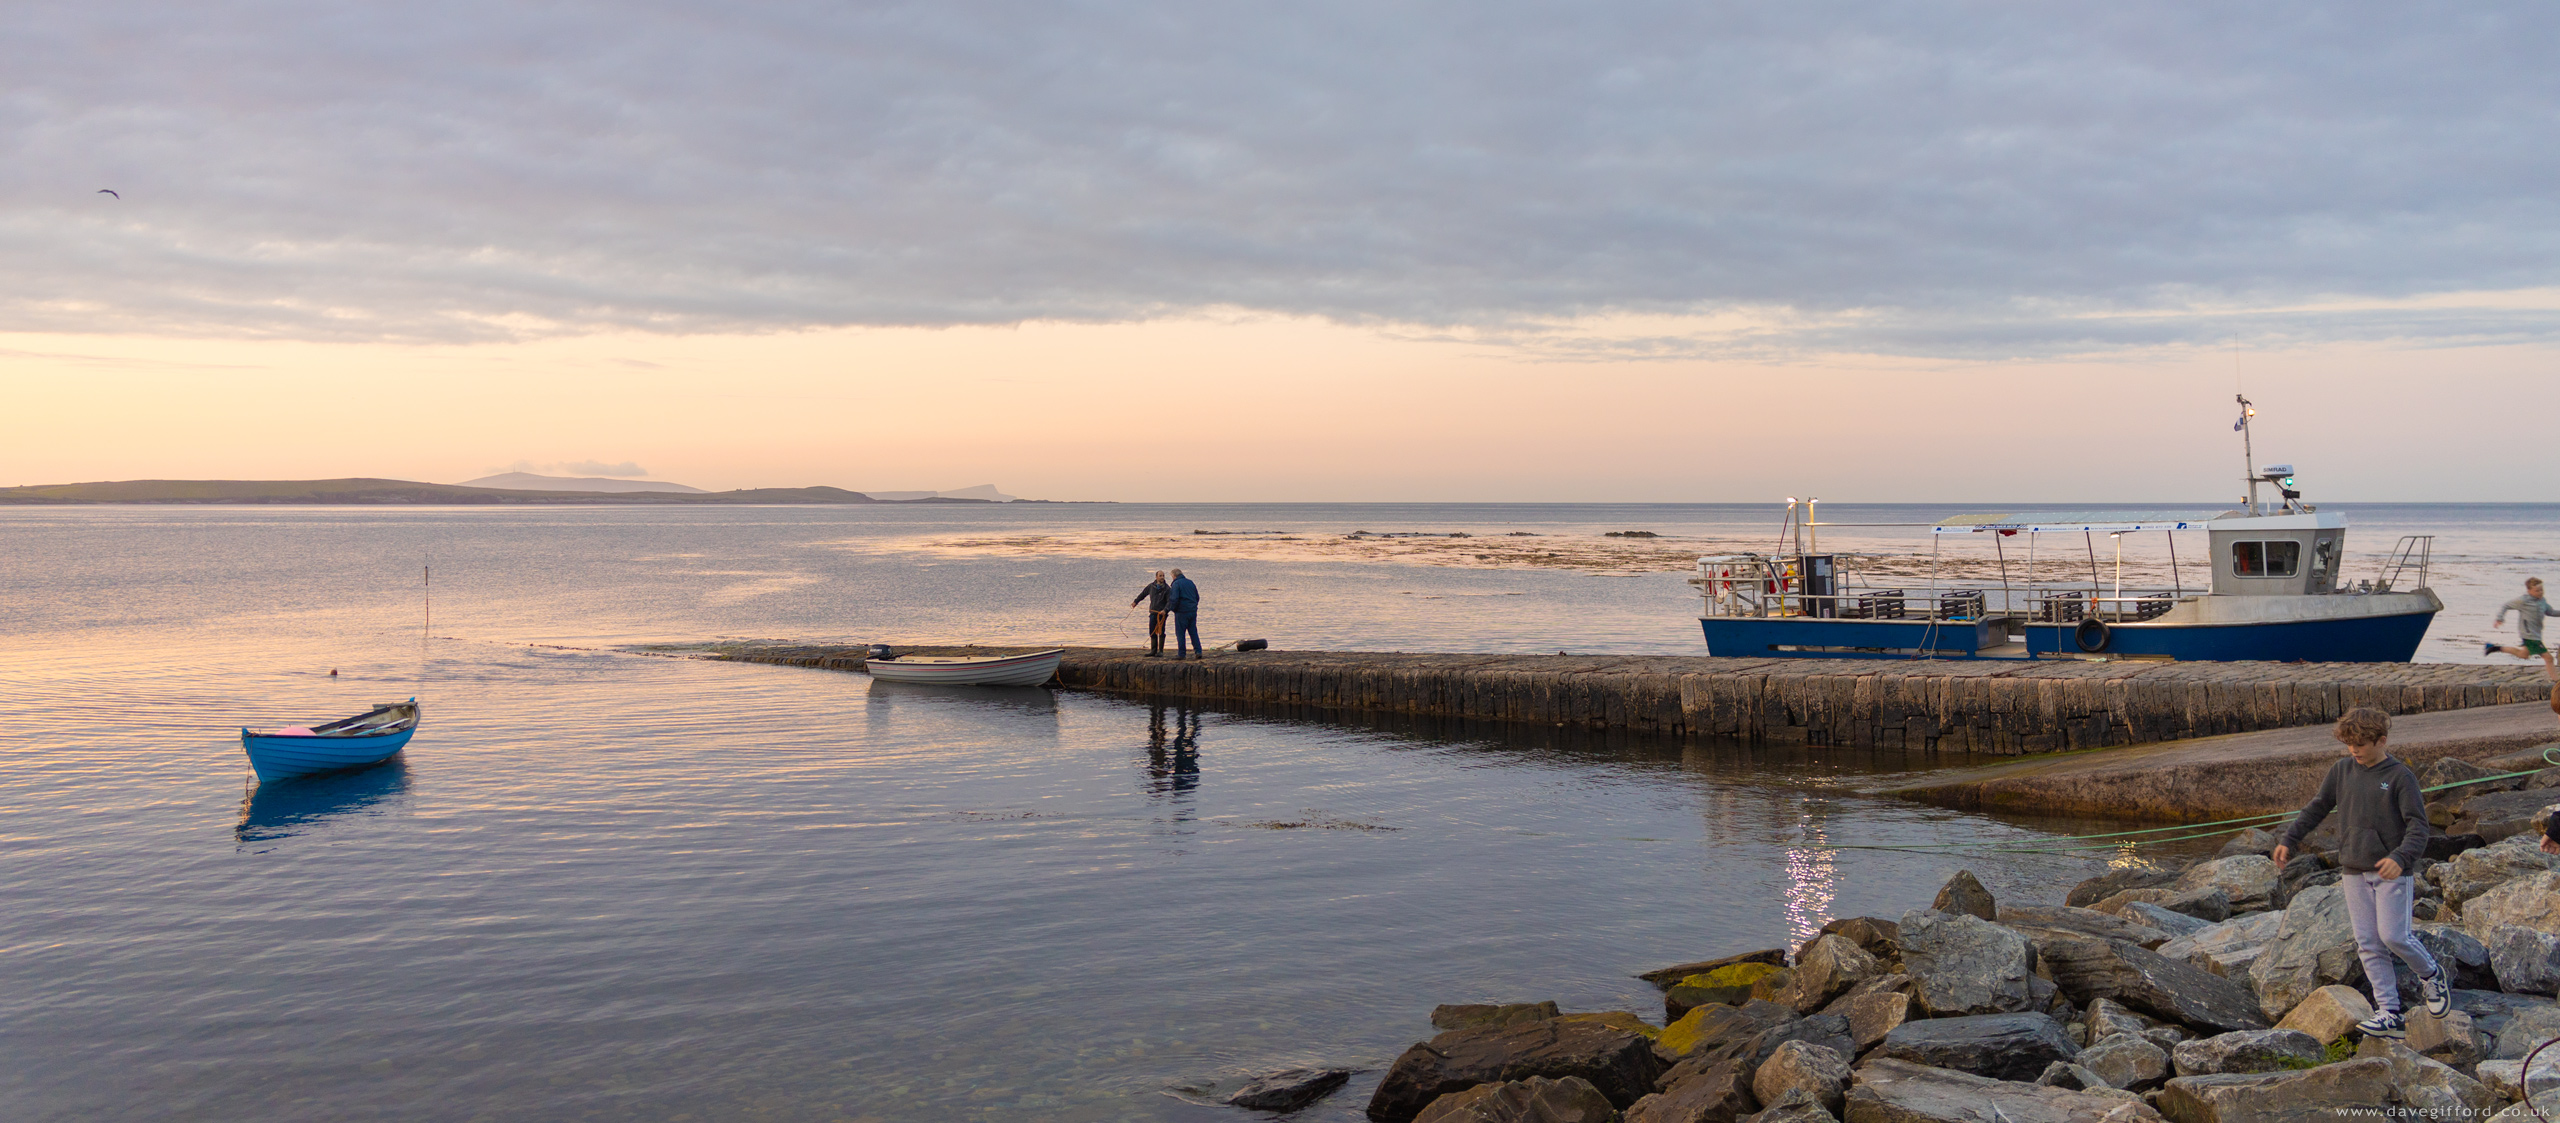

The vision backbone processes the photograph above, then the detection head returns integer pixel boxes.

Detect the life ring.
[2074,617,2110,653]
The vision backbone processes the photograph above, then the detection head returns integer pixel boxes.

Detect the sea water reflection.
[234,759,412,846]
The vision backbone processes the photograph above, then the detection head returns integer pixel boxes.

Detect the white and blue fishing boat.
[1693,399,2440,662]
[240,699,421,782]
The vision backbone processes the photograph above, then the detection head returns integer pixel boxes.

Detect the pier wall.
[705,645,2555,755]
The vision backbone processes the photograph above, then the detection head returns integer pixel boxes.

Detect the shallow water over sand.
[1,503,2543,1120]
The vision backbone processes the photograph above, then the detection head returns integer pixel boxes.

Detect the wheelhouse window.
[2231,541,2301,577]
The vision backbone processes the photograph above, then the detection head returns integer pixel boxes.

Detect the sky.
[5,2,2557,501]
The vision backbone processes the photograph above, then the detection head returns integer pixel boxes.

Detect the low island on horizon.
[0,477,1069,505]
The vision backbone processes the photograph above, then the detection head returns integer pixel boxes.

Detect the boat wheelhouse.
[1692,399,2441,663]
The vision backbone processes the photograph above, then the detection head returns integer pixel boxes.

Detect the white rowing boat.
[863,649,1063,687]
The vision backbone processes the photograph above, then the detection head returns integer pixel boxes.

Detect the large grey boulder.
[2067,865,2182,909]
[2216,828,2280,860]
[1896,909,2035,1017]
[2357,1037,2501,1117]
[2443,835,2560,907]
[2076,1033,2170,1092]
[2153,1058,2398,1121]
[1657,1001,1796,1062]
[2117,902,2209,939]
[1931,870,1998,921]
[1820,988,1914,1054]
[2485,925,2560,996]
[2154,911,2284,979]
[2489,1001,2560,1059]
[2406,922,2499,997]
[2271,984,2372,1046]
[1752,1040,1849,1117]
[1741,1089,1838,1123]
[2172,855,2283,915]
[1819,918,1903,962]
[1870,1013,2078,1083]
[2168,1029,2325,1076]
[2032,932,2270,1033]
[1624,1059,1756,1123]
[2477,1050,2560,1105]
[2467,871,2560,939]
[1368,1019,1663,1122]
[2000,905,2176,950]
[1843,1058,2165,1123]
[2456,790,2559,844]
[1416,1075,1622,1123]
[2091,886,2231,924]
[1658,1014,1855,1093]
[2245,883,2360,1021]
[1783,936,1883,1015]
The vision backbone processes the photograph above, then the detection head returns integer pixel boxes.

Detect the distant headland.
[0,479,1066,505]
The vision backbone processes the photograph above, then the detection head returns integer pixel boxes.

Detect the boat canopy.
[1931,510,2235,535]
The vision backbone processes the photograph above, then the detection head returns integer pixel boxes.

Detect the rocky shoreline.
[1219,760,2560,1122]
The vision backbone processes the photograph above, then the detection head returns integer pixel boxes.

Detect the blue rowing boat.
[240,699,421,782]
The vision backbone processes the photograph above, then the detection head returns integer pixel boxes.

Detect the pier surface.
[694,643,2553,755]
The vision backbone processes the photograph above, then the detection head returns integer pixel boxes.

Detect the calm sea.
[2,502,2549,1121]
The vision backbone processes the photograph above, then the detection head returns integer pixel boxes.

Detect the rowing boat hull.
[864,649,1063,687]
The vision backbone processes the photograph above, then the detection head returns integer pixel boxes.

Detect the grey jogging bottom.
[2341,869,2440,1015]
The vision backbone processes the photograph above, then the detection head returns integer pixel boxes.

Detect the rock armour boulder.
[2075,1033,2169,1092]
[2168,1029,2324,1076]
[1930,870,1997,921]
[1783,936,1882,1015]
[2031,932,2270,1033]
[1644,949,1789,990]
[2171,855,2283,915]
[2466,871,2560,939]
[1999,906,2175,950]
[1870,1013,2079,1082]
[2245,883,2360,1022]
[1435,1002,1564,1031]
[1896,909,2035,1017]
[2443,836,2559,907]
[2154,912,2284,980]
[1624,1058,1755,1123]
[2270,984,2372,1046]
[2067,866,2182,909]
[1367,1019,1662,1122]
[1414,1075,1622,1123]
[1751,1040,1849,1117]
[1843,1058,2165,1123]
[2485,925,2560,996]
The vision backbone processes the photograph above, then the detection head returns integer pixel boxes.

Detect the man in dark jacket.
[1131,571,1171,657]
[1168,569,1201,658]
[2271,706,2447,1039]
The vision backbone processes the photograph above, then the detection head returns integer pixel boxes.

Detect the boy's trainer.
[2357,1010,2407,1039]
[2420,970,2452,1018]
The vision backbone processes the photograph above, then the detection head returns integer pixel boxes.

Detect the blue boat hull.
[1699,617,2007,659]
[1701,607,2436,663]
[240,727,415,782]
[2021,609,2436,663]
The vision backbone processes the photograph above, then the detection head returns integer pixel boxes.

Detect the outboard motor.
[865,644,898,660]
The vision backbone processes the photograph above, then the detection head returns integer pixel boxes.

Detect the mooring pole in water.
[423,564,431,641]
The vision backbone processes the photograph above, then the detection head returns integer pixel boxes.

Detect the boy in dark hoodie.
[2271,706,2446,1038]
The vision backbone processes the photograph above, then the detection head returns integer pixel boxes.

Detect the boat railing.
[2370,535,2434,594]
[1697,558,2186,622]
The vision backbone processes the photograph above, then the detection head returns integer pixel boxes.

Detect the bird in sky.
[96,189,118,199]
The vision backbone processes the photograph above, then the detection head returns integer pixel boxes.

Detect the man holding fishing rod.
[2270,707,2449,1041]
[1131,570,1172,657]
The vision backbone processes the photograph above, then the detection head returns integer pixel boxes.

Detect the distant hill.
[864,484,1017,501]
[459,472,707,493]
[0,479,881,505]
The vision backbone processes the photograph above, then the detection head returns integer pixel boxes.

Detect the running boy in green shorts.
[2488,577,2559,682]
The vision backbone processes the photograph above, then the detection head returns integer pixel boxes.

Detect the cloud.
[7,1,2560,356]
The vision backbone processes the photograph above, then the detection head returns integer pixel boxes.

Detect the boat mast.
[2236,394,2259,515]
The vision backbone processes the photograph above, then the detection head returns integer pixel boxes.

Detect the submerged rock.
[1414,1075,1620,1123]
[1435,1002,1563,1031]
[1228,1067,1354,1112]
[1367,1019,1661,1122]
[1871,1012,2079,1082]
[1642,949,1789,991]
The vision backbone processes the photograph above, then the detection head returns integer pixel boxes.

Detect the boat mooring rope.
[1828,745,2560,855]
